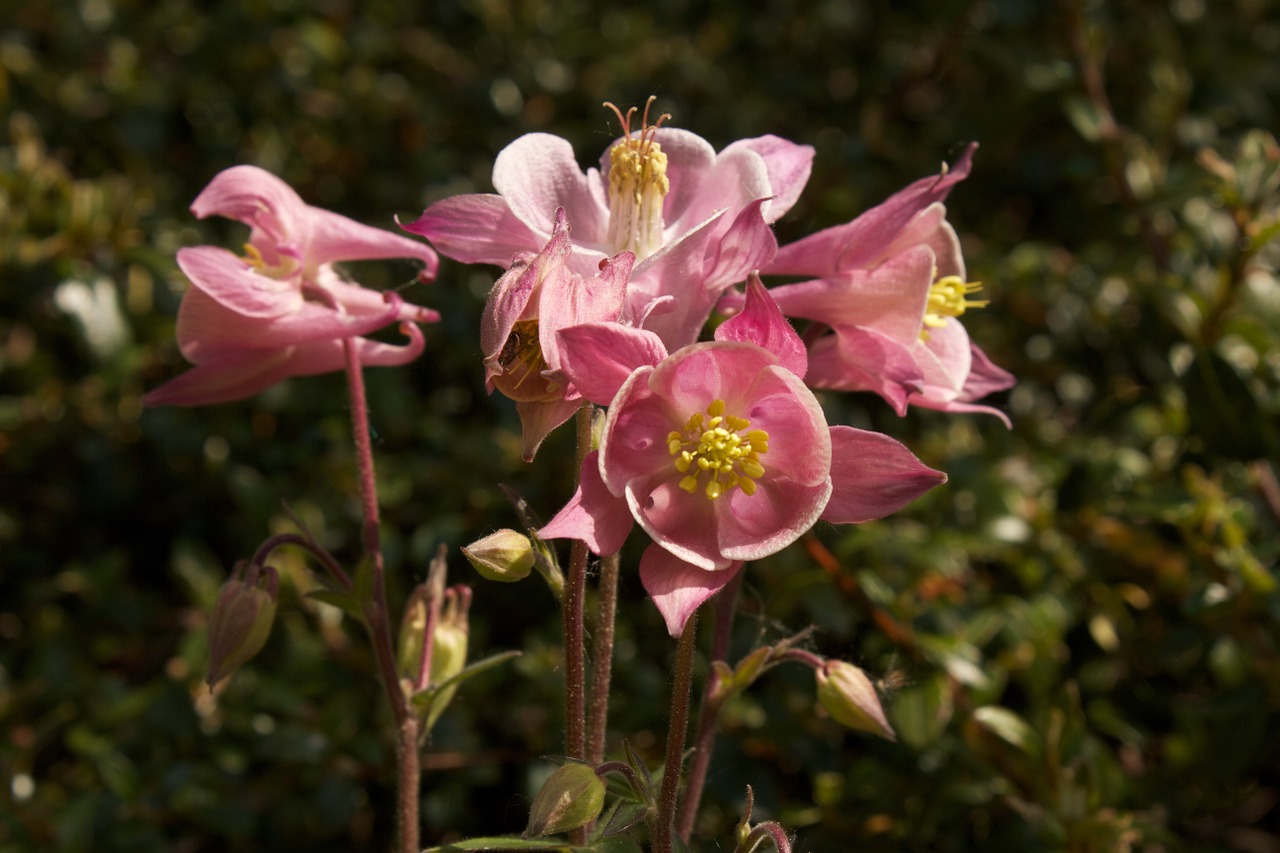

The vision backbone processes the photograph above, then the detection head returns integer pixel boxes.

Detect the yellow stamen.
[492,319,560,402]
[603,97,671,260]
[667,399,769,501]
[921,276,989,339]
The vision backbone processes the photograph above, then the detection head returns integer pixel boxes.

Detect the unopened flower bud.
[816,660,896,741]
[207,562,278,687]
[462,529,535,582]
[425,586,471,730]
[523,763,606,838]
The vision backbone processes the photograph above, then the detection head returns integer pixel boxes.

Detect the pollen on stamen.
[667,399,770,501]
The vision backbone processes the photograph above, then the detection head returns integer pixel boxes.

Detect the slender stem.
[677,571,742,841]
[564,403,594,846]
[653,610,699,853]
[587,552,620,764]
[342,338,415,852]
[398,716,422,853]
[251,532,352,591]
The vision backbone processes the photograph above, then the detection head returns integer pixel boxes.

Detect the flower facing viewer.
[540,276,947,635]
[144,166,439,406]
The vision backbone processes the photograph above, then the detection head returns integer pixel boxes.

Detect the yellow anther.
[603,97,671,260]
[921,276,989,339]
[667,399,769,501]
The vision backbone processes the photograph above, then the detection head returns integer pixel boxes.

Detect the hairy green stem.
[677,571,742,840]
[653,610,699,853]
[343,338,415,852]
[588,552,621,764]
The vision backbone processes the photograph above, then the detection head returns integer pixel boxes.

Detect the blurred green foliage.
[2,0,1279,850]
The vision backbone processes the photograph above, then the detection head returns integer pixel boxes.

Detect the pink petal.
[515,397,583,462]
[177,246,304,319]
[399,193,539,267]
[626,478,728,570]
[821,425,947,524]
[145,324,426,407]
[626,209,728,349]
[761,246,936,346]
[715,273,807,380]
[961,342,1016,401]
[555,323,668,406]
[645,342,780,420]
[663,130,770,235]
[494,133,609,246]
[737,366,831,484]
[805,327,924,416]
[304,207,439,276]
[914,319,971,402]
[479,215,573,368]
[174,280,404,360]
[599,367,679,493]
[768,144,976,277]
[537,246,633,372]
[717,475,831,563]
[538,451,634,556]
[190,165,308,245]
[639,547,741,637]
[719,135,815,222]
[701,198,779,291]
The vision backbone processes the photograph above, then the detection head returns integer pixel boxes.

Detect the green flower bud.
[523,763,607,838]
[425,586,471,730]
[815,660,896,741]
[461,529,535,582]
[207,563,278,687]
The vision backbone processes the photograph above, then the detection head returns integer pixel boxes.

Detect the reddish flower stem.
[676,570,742,841]
[342,338,416,853]
[587,552,620,765]
[251,532,352,591]
[565,403,594,846]
[653,610,699,853]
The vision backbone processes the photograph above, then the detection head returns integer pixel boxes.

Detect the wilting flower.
[480,208,632,459]
[540,277,946,635]
[403,99,813,348]
[730,144,1015,422]
[144,165,439,406]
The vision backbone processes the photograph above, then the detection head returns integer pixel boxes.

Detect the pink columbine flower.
[726,144,1015,422]
[539,276,947,635]
[403,99,813,349]
[481,208,633,460]
[143,166,439,406]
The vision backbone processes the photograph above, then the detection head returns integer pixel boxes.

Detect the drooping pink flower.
[725,144,1015,422]
[481,208,633,460]
[540,277,946,635]
[403,100,812,349]
[144,165,439,407]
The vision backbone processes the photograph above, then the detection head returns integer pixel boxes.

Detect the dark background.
[3,0,1279,850]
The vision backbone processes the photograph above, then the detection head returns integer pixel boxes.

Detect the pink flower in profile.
[481,208,633,460]
[144,166,439,406]
[540,277,947,635]
[726,144,1015,422]
[403,99,812,349]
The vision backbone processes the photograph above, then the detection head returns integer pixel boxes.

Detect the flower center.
[603,97,670,260]
[492,319,559,402]
[667,399,769,500]
[921,275,988,339]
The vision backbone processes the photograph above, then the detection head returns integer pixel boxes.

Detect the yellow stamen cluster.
[604,97,671,260]
[667,399,769,500]
[493,319,558,402]
[921,275,989,339]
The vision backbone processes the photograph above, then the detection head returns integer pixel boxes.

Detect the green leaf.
[411,651,522,712]
[1184,350,1270,461]
[599,800,647,837]
[973,706,1041,756]
[423,837,574,851]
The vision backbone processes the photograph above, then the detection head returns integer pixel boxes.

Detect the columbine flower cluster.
[400,101,1012,635]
